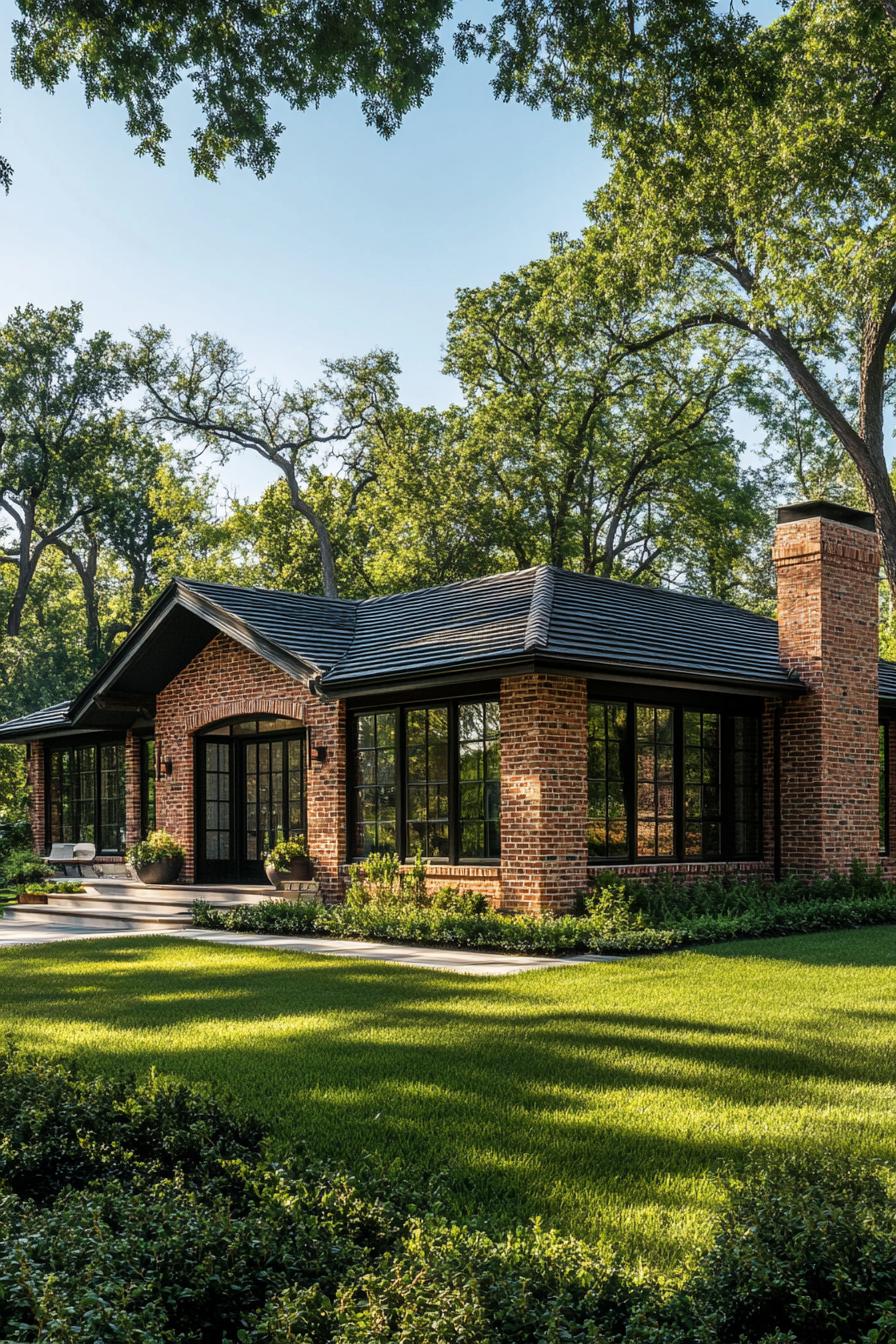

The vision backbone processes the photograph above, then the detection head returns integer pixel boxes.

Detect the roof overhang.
[322,652,806,701]
[66,580,322,729]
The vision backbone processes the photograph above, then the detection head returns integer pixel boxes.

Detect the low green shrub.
[1,1046,895,1342]
[0,846,51,887]
[193,862,896,956]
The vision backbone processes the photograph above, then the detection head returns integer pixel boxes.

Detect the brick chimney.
[772,501,881,875]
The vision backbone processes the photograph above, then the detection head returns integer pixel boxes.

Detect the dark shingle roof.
[178,579,356,673]
[543,569,786,688]
[880,660,896,701]
[0,702,72,737]
[0,564,833,740]
[321,569,538,688]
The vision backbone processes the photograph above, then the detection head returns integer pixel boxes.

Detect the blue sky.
[0,2,605,497]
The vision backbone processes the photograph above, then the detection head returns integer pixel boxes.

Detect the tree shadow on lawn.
[2,935,895,1263]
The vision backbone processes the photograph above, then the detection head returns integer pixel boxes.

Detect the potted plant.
[126,830,185,885]
[263,834,312,889]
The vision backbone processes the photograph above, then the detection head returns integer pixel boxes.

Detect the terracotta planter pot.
[265,856,313,889]
[134,856,183,886]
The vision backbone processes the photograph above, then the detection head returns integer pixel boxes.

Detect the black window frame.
[880,719,890,856]
[44,735,127,855]
[587,691,764,865]
[349,694,501,865]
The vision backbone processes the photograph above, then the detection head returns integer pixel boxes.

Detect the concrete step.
[3,903,190,931]
[38,891,198,916]
[71,879,273,901]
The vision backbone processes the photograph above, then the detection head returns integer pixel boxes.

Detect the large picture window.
[47,739,125,852]
[351,699,500,863]
[588,701,762,863]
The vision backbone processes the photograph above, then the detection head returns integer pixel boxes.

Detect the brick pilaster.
[124,731,142,848]
[772,506,881,875]
[499,672,588,912]
[26,741,46,852]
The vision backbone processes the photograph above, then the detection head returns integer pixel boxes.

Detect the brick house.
[1,500,893,912]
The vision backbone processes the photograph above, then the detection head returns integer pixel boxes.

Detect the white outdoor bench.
[45,842,97,877]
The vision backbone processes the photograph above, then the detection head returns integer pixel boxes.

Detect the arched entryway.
[195,715,306,883]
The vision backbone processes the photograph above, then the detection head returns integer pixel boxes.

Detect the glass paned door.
[198,727,306,883]
[242,736,306,879]
[201,739,233,880]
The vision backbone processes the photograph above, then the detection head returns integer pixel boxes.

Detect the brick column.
[26,741,46,852]
[772,501,881,875]
[499,673,588,912]
[124,731,143,849]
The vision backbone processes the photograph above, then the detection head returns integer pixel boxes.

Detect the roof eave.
[68,580,324,725]
[321,651,805,700]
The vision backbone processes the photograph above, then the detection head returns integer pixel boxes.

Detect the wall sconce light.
[310,743,328,764]
[162,758,174,777]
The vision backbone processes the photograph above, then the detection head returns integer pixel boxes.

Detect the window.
[588,700,762,863]
[683,711,722,858]
[47,740,125,852]
[732,715,762,858]
[351,699,500,862]
[406,706,450,858]
[140,738,156,838]
[353,710,397,856]
[881,722,889,855]
[587,702,628,858]
[99,743,125,852]
[458,701,501,859]
[636,705,675,858]
[203,739,231,862]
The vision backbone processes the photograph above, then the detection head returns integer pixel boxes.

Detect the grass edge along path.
[0,925,893,1271]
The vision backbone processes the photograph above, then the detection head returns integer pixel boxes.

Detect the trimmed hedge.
[192,865,896,956]
[0,1046,894,1342]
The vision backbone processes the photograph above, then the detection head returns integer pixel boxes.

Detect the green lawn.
[0,929,894,1269]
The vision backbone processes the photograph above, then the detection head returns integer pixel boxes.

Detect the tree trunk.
[286,474,339,599]
[5,506,36,638]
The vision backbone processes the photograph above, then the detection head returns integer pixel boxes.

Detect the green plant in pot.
[263,833,311,888]
[126,830,185,886]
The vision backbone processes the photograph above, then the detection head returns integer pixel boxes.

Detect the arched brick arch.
[184,697,306,735]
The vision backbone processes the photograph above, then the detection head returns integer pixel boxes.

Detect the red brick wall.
[26,741,45,852]
[773,515,881,875]
[124,731,142,849]
[154,633,345,896]
[499,673,589,912]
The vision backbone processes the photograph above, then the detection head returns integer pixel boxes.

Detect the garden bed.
[192,863,896,956]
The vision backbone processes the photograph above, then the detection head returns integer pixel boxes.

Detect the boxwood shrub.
[0,1045,894,1342]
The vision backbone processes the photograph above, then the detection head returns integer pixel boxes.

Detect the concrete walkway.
[0,916,617,975]
[167,928,617,975]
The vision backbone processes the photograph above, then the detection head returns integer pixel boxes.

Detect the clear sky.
[0,2,605,498]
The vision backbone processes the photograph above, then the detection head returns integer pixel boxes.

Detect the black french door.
[197,727,306,883]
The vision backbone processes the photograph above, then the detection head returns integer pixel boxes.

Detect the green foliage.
[196,865,896,956]
[12,0,455,180]
[0,1043,895,1340]
[652,1155,896,1344]
[445,244,764,600]
[0,847,50,886]
[264,834,308,867]
[126,829,185,867]
[429,884,488,915]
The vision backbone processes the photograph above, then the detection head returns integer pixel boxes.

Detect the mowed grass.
[0,930,894,1269]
